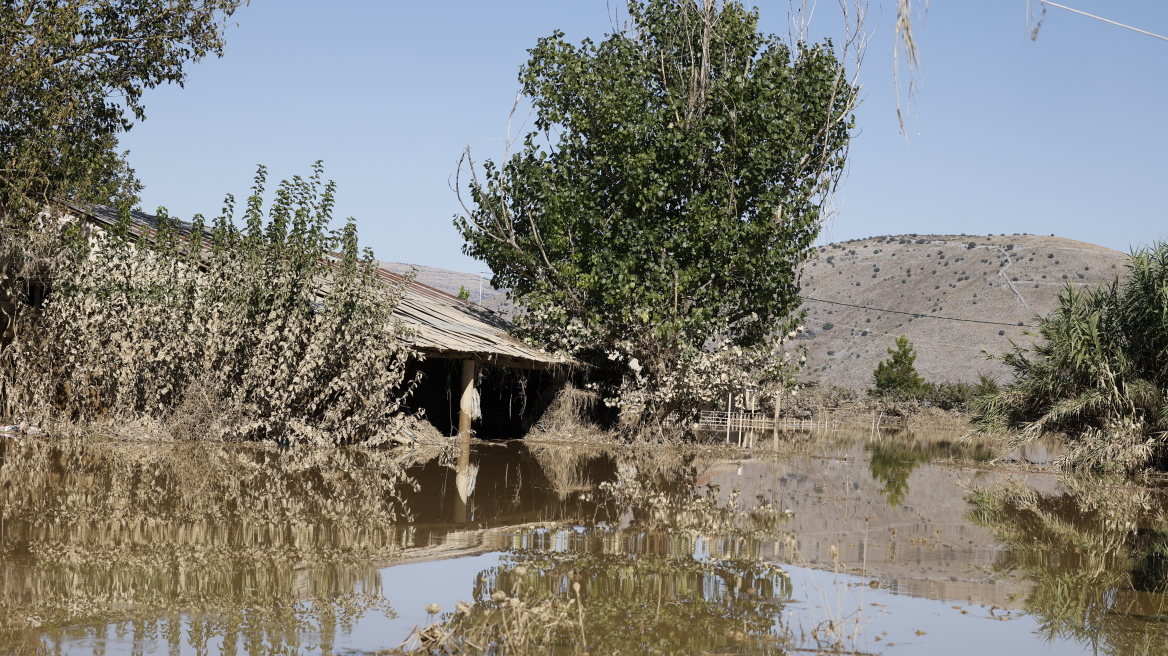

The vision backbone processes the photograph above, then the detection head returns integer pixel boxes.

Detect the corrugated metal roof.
[64,203,564,368]
[375,265,562,366]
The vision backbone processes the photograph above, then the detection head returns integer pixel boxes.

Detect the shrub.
[975,240,1168,472]
[871,336,925,396]
[0,165,420,445]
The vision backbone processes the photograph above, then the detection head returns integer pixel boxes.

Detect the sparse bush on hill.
[871,336,925,396]
[0,165,421,445]
[975,240,1168,473]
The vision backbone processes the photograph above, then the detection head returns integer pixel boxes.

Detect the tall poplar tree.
[457,0,856,422]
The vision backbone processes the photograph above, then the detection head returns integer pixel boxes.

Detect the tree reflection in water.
[15,430,1134,655]
[969,476,1168,656]
[395,456,848,656]
[0,436,428,654]
[866,434,994,507]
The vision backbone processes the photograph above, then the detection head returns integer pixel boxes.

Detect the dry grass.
[525,383,615,444]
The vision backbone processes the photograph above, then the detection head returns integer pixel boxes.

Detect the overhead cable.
[801,296,1036,328]
[1038,1,1168,42]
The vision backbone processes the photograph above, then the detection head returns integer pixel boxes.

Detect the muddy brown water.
[1,431,1167,655]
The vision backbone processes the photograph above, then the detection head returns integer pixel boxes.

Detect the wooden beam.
[417,349,564,371]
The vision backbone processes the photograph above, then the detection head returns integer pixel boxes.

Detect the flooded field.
[2,431,1167,655]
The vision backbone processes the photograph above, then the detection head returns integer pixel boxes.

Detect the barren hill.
[388,234,1128,391]
[796,233,1128,390]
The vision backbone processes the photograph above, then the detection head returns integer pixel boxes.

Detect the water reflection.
[1,431,1167,655]
[969,475,1168,656]
[865,434,994,507]
[397,459,800,655]
[0,437,423,654]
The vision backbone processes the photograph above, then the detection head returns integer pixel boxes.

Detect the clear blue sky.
[119,1,1168,273]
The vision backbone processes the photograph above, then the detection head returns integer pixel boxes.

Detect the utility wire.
[802,296,1036,328]
[1038,1,1168,42]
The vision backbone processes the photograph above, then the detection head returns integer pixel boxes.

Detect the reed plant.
[0,164,420,445]
[974,240,1168,472]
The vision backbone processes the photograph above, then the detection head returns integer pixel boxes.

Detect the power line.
[1038,1,1168,43]
[858,327,990,352]
[802,296,1036,328]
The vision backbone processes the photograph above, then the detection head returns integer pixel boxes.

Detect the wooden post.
[458,359,477,447]
[453,359,477,523]
[726,392,732,443]
[772,392,780,451]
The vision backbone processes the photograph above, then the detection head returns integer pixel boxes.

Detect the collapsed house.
[57,204,566,439]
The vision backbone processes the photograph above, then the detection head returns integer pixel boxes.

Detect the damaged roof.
[66,204,564,369]
[375,266,562,368]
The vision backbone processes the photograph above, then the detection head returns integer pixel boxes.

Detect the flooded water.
[2,431,1167,655]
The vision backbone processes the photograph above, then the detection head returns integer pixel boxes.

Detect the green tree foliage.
[456,0,855,422]
[1,0,242,345]
[0,165,420,446]
[975,240,1168,473]
[871,335,925,396]
[0,0,242,217]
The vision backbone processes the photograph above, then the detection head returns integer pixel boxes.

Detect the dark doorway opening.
[406,358,560,440]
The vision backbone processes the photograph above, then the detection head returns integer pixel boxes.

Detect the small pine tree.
[458,285,471,301]
[872,335,925,395]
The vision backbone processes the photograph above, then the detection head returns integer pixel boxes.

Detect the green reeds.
[974,240,1168,472]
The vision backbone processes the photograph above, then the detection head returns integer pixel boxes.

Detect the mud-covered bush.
[603,334,806,429]
[0,165,420,445]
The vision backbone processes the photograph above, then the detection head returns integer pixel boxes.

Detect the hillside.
[796,233,1128,390]
[388,233,1129,391]
[379,261,515,316]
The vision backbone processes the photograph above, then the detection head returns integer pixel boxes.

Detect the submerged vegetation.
[975,240,1168,472]
[0,166,421,445]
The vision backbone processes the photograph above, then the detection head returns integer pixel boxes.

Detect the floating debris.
[0,424,41,436]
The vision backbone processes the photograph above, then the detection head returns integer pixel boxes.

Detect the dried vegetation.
[0,166,421,445]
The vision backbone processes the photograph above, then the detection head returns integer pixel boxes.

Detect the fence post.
[772,392,780,451]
